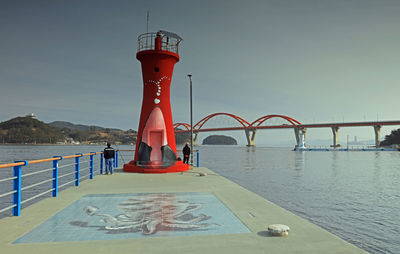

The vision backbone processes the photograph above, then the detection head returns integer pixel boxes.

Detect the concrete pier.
[331,126,340,147]
[294,127,307,148]
[245,129,257,146]
[374,125,381,147]
[0,167,366,254]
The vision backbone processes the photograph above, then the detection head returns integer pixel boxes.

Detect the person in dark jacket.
[103,142,115,174]
[182,143,190,164]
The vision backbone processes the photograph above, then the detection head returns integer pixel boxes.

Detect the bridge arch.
[249,114,301,128]
[173,123,191,131]
[194,112,250,130]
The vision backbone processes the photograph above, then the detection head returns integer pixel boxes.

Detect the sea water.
[200,146,400,254]
[0,145,399,254]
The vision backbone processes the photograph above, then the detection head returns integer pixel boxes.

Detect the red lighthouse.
[123,30,190,173]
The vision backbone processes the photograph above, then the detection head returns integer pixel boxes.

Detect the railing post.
[13,160,28,216]
[75,153,83,186]
[196,150,199,167]
[89,153,94,179]
[52,156,62,197]
[100,153,104,174]
[115,150,119,168]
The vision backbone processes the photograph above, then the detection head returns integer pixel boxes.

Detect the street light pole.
[187,74,193,167]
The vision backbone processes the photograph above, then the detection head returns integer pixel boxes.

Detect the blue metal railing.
[196,150,200,167]
[0,152,104,216]
[0,148,199,217]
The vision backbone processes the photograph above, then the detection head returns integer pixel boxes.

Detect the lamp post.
[187,74,193,167]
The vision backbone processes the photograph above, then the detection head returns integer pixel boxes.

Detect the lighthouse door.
[150,130,163,162]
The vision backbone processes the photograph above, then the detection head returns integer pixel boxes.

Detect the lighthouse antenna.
[146,10,149,33]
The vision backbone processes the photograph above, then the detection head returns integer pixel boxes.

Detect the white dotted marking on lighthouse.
[146,76,170,104]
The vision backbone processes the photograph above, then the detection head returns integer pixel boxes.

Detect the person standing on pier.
[103,142,115,174]
[183,143,190,165]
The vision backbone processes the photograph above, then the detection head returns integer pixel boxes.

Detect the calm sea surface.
[1,145,399,253]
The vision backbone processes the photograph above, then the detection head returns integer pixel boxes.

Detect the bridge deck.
[0,167,366,254]
[174,120,400,133]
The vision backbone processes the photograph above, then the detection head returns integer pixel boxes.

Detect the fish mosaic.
[83,193,212,234]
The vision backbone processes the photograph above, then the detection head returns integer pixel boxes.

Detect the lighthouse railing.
[137,32,180,54]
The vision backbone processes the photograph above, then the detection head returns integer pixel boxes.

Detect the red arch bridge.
[174,113,400,147]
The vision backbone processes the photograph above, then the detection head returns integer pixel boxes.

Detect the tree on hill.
[380,128,400,146]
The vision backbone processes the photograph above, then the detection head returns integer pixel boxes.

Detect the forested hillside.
[381,128,400,146]
[0,117,64,143]
[0,116,136,144]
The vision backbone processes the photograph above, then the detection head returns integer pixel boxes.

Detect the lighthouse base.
[123,160,190,174]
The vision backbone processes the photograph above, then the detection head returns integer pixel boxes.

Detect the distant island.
[174,129,191,145]
[202,135,237,145]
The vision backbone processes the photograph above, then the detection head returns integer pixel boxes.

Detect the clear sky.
[1,0,400,145]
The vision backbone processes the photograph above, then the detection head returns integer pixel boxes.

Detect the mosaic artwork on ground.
[14,192,250,243]
[83,193,211,235]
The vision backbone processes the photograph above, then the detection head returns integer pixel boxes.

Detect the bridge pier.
[331,126,340,147]
[294,127,307,148]
[245,129,257,146]
[193,132,199,146]
[374,125,381,147]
